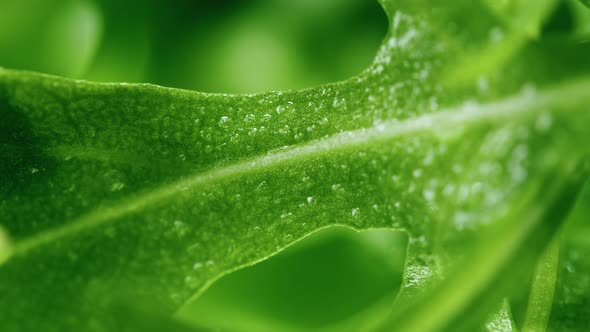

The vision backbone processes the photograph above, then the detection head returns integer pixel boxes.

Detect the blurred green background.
[0,0,387,93]
[0,1,415,331]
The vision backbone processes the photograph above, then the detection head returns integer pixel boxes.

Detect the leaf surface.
[1,1,590,331]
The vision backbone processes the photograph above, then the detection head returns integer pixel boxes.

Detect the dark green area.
[0,0,387,93]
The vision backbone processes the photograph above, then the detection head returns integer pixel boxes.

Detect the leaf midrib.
[7,77,590,262]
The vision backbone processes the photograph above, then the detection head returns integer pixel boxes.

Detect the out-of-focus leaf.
[0,0,102,78]
[177,227,407,332]
[83,0,151,83]
[142,0,387,93]
[569,0,590,37]
[375,159,585,332]
[547,181,590,331]
[520,241,560,331]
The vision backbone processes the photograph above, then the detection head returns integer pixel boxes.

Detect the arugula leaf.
[546,182,590,331]
[521,241,560,332]
[176,227,406,332]
[376,158,585,332]
[1,1,590,331]
[570,0,590,37]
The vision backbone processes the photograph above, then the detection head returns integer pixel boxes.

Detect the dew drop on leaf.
[423,189,435,203]
[535,113,553,132]
[488,27,504,43]
[413,169,423,178]
[218,116,230,128]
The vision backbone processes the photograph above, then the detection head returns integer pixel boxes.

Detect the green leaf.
[374,157,586,332]
[176,227,407,332]
[521,240,560,332]
[1,1,590,331]
[0,0,102,78]
[569,0,590,37]
[546,181,590,331]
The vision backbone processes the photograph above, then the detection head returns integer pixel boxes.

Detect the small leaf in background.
[0,0,102,78]
[570,0,590,37]
[177,227,407,332]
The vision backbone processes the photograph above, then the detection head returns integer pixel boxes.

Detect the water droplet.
[193,262,203,270]
[489,27,504,43]
[351,208,360,217]
[331,184,343,192]
[405,265,433,287]
[307,196,313,204]
[278,125,290,135]
[218,116,230,128]
[535,113,553,132]
[521,83,537,99]
[173,220,189,237]
[423,189,435,202]
[443,184,455,197]
[477,77,490,93]
[453,211,472,230]
[413,169,423,178]
[423,152,434,166]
